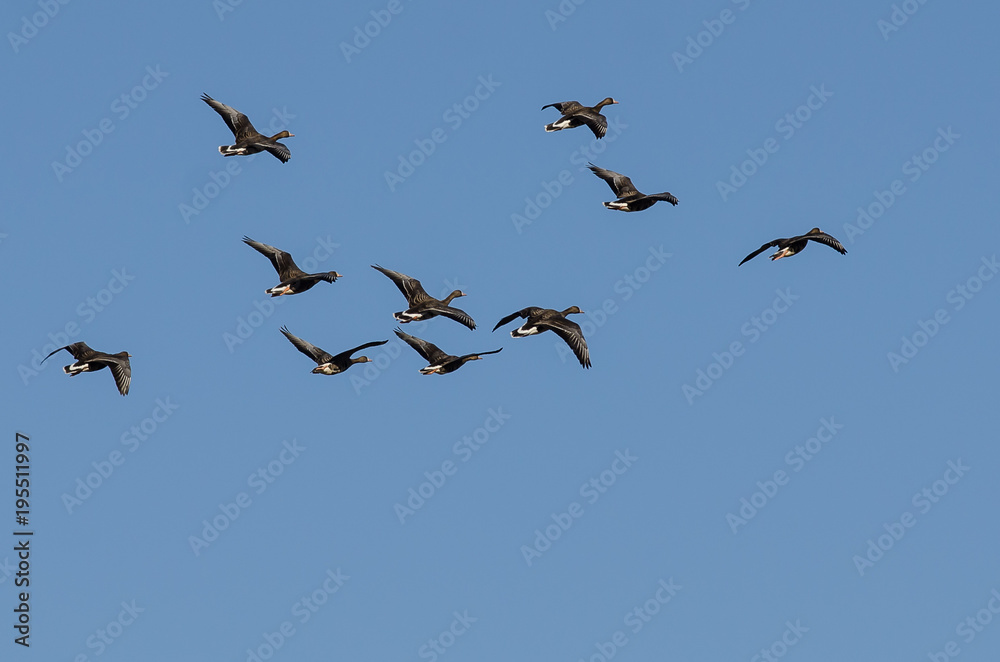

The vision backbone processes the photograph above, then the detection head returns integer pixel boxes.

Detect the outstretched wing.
[107,356,131,396]
[280,326,333,365]
[588,164,638,198]
[651,192,679,206]
[201,94,259,141]
[492,307,543,332]
[244,237,305,279]
[423,304,476,330]
[738,240,782,266]
[574,109,609,139]
[394,329,449,364]
[538,317,591,368]
[461,348,503,361]
[261,141,291,163]
[541,100,583,114]
[805,232,848,255]
[330,339,389,364]
[371,265,430,305]
[41,342,93,363]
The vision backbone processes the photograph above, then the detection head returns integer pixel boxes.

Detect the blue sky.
[3,1,1000,660]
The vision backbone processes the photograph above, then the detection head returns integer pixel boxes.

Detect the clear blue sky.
[3,1,1000,660]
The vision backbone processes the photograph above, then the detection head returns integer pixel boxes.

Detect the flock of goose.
[41,94,847,395]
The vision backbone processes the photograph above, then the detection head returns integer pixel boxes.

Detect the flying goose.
[542,98,618,139]
[42,342,132,395]
[201,94,293,163]
[394,329,501,375]
[739,228,848,265]
[280,327,387,375]
[492,306,591,368]
[588,164,678,211]
[243,237,341,296]
[371,265,476,330]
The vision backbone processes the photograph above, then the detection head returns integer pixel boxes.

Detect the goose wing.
[243,237,286,273]
[280,326,333,365]
[588,164,638,198]
[541,100,584,114]
[244,237,306,279]
[423,304,476,330]
[574,108,609,139]
[106,355,131,396]
[201,94,260,142]
[394,329,450,364]
[260,141,291,163]
[41,341,94,363]
[459,348,503,361]
[492,307,545,332]
[330,339,389,364]
[651,192,680,206]
[738,239,783,266]
[537,316,591,368]
[372,265,431,305]
[804,232,848,255]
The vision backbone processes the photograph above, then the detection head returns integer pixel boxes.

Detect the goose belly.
[266,284,294,296]
[395,310,426,322]
[512,324,541,337]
